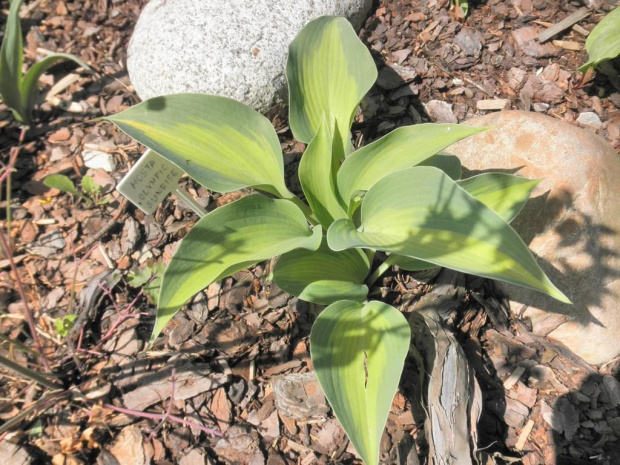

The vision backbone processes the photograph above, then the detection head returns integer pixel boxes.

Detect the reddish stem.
[103,403,222,437]
[0,128,49,371]
[0,232,51,372]
[147,368,176,441]
[77,348,105,357]
[97,288,144,346]
[0,168,14,185]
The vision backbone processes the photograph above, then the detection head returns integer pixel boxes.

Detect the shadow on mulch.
[553,373,620,465]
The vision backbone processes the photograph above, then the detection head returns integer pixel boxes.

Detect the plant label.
[117,150,183,214]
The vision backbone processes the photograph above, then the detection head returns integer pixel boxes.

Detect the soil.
[1,0,619,464]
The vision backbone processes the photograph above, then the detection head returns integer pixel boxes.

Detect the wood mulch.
[0,0,619,464]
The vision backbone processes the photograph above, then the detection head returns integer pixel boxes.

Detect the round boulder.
[449,110,620,365]
[127,0,373,111]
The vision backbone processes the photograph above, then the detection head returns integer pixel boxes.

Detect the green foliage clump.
[106,16,568,465]
[0,0,90,124]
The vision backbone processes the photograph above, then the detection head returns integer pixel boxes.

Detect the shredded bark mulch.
[1,0,619,464]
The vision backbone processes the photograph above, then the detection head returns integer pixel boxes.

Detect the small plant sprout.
[54,314,78,338]
[450,0,469,20]
[126,260,165,305]
[107,16,569,465]
[43,174,109,206]
[0,0,91,124]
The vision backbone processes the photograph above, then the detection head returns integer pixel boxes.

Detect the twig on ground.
[430,60,494,97]
[56,197,127,261]
[536,8,590,43]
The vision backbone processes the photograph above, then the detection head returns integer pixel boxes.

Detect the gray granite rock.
[128,0,373,112]
[449,111,620,365]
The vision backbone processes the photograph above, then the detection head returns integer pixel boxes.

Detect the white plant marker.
[117,149,207,217]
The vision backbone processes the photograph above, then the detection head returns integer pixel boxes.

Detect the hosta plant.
[0,0,90,124]
[578,6,620,87]
[107,16,568,465]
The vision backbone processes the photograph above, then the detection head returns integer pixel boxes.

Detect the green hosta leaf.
[287,16,376,156]
[311,300,410,465]
[348,153,463,222]
[21,52,91,121]
[273,239,369,305]
[0,0,25,120]
[298,118,347,228]
[337,124,486,204]
[107,94,292,199]
[43,174,78,195]
[579,7,620,73]
[458,173,540,223]
[393,172,539,272]
[154,194,321,345]
[328,166,570,303]
[418,152,462,180]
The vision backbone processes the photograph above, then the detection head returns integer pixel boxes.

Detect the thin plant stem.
[0,167,14,185]
[147,368,176,441]
[0,333,36,355]
[97,287,144,346]
[0,390,66,437]
[77,347,104,357]
[366,254,400,288]
[0,232,51,372]
[4,127,27,234]
[103,403,222,437]
[0,128,50,371]
[0,354,61,390]
[65,243,99,372]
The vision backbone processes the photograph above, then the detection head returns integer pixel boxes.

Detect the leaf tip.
[541,277,571,305]
[552,287,572,305]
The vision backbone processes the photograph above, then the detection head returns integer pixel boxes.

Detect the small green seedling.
[579,6,620,86]
[43,174,109,206]
[80,175,108,204]
[0,0,91,124]
[127,260,165,306]
[107,16,569,465]
[54,313,77,337]
[28,419,44,437]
